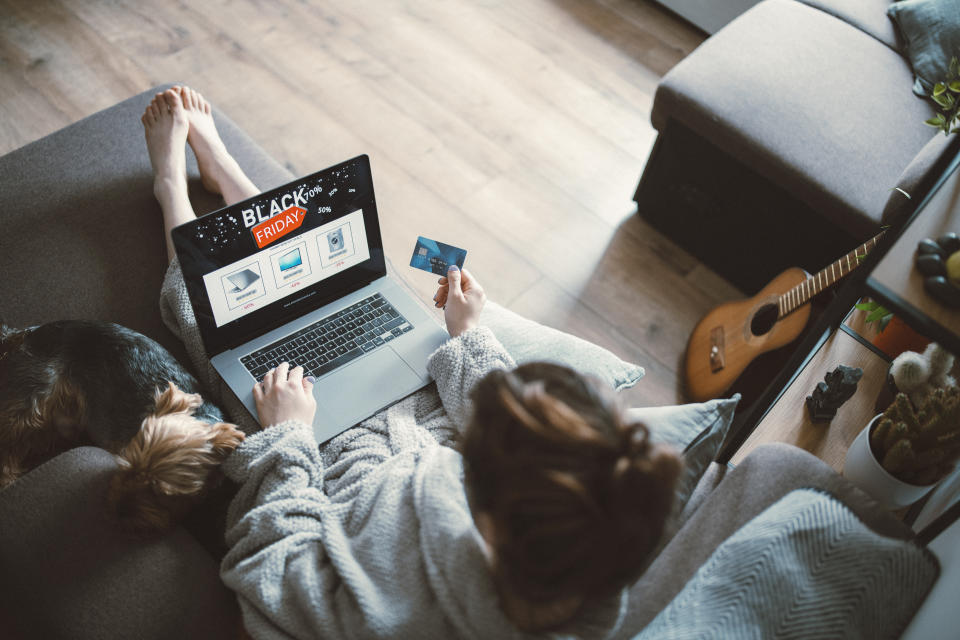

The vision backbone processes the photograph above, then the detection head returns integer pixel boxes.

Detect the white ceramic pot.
[843,415,937,509]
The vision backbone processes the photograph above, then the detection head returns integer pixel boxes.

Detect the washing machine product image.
[327,228,344,253]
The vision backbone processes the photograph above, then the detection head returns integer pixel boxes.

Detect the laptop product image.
[172,155,449,442]
[225,268,261,291]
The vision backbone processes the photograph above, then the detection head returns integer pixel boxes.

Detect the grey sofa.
[634,0,957,293]
[0,86,926,638]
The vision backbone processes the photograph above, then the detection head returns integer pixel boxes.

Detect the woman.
[230,264,682,639]
[143,86,682,639]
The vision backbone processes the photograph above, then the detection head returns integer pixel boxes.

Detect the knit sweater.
[158,260,627,640]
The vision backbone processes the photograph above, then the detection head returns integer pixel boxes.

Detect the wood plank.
[731,329,890,472]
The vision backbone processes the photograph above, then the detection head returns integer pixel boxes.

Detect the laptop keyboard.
[240,293,412,381]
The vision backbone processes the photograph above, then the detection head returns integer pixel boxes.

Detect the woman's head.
[461,363,682,630]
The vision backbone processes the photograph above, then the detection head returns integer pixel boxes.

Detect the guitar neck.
[778,232,885,317]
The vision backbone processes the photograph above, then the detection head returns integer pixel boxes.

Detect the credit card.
[409,236,467,275]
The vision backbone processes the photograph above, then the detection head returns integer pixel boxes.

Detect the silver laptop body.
[172,155,448,442]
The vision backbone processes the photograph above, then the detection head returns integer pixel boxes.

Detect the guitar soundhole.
[750,304,779,336]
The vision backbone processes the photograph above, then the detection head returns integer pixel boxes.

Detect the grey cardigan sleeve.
[219,419,462,639]
[219,420,339,639]
[426,326,516,433]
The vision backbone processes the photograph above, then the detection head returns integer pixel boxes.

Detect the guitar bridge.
[709,327,725,373]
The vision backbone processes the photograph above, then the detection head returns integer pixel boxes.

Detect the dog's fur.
[0,320,244,532]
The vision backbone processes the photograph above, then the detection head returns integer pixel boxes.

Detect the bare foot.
[142,89,197,262]
[142,89,189,202]
[177,86,259,204]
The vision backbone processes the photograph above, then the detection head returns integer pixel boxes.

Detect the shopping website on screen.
[202,209,370,327]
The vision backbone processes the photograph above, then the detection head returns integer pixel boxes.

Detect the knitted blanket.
[634,488,938,640]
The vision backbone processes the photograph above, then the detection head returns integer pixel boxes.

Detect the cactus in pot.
[888,342,956,407]
[870,387,960,486]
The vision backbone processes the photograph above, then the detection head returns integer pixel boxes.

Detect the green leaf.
[951,56,959,76]
[935,82,948,96]
[855,302,878,312]
[925,117,944,127]
[949,80,960,93]
[867,307,887,323]
[933,92,951,108]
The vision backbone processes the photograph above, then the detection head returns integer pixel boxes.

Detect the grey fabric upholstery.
[0,84,296,638]
[0,447,240,640]
[616,442,914,635]
[795,0,901,49]
[651,0,933,239]
[881,132,960,225]
[0,83,293,366]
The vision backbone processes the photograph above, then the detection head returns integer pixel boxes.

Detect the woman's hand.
[253,362,317,427]
[433,265,486,337]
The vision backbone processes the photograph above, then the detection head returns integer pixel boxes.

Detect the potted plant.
[854,301,931,359]
[875,342,956,412]
[844,388,960,509]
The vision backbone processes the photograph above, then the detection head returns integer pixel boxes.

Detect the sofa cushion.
[0,84,293,367]
[652,0,933,238]
[479,300,644,391]
[627,396,740,541]
[615,442,917,637]
[888,0,960,96]
[0,447,240,639]
[797,0,900,49]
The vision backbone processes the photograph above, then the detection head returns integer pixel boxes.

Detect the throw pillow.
[626,395,740,546]
[888,0,960,96]
[479,300,644,391]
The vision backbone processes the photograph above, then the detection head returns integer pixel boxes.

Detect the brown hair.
[461,363,682,627]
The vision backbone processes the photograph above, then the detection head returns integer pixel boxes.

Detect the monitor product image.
[278,248,303,272]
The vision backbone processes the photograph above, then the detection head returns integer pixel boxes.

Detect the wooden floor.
[0,0,741,406]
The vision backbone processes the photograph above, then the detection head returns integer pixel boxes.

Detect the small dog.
[0,320,244,532]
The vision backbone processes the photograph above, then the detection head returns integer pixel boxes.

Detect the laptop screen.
[172,155,386,355]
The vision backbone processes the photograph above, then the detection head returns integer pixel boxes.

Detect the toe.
[164,88,183,111]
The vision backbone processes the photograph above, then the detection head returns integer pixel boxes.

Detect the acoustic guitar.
[684,232,885,402]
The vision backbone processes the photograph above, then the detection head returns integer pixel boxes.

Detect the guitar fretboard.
[778,232,884,317]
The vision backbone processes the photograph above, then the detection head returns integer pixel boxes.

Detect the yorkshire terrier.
[0,320,244,533]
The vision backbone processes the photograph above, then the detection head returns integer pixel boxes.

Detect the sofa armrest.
[616,442,914,637]
[0,447,240,639]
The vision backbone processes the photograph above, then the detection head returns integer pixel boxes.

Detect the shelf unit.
[718,147,960,543]
[730,324,890,471]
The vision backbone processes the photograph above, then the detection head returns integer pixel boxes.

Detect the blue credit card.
[409,236,467,275]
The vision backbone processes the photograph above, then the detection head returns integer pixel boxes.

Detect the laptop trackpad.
[311,349,420,441]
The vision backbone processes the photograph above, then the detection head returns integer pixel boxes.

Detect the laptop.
[172,155,449,441]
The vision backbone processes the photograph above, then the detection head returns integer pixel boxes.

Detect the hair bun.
[608,423,682,518]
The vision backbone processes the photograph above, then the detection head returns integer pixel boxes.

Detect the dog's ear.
[153,381,203,417]
[209,422,245,457]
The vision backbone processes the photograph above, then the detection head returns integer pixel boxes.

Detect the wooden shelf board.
[731,329,889,472]
[871,167,960,341]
